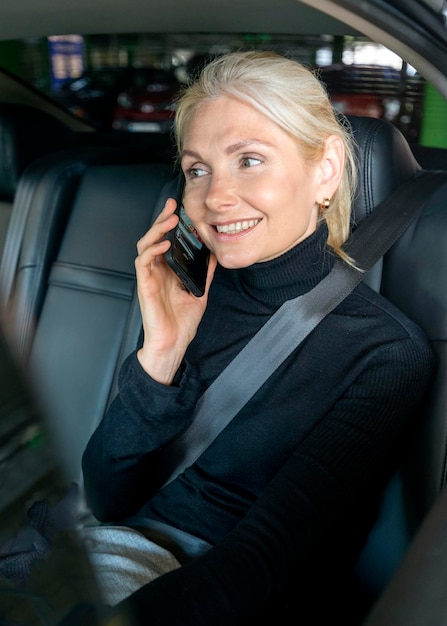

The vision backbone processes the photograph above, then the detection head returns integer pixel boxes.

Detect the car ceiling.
[0,0,357,40]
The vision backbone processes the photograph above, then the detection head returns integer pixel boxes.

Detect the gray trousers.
[81,525,182,606]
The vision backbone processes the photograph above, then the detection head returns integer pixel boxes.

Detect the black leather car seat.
[0,143,175,357]
[0,103,82,259]
[0,144,175,480]
[347,115,447,597]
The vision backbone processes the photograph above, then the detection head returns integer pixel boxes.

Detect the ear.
[316,135,344,202]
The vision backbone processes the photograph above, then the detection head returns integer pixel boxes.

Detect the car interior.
[0,104,447,625]
[1,1,447,625]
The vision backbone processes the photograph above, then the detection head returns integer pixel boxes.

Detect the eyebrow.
[181,139,273,161]
[225,139,271,154]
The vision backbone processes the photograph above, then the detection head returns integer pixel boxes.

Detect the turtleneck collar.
[234,223,335,306]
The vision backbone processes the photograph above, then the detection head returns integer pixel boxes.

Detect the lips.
[215,219,260,234]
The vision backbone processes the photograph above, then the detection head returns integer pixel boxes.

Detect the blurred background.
[0,32,435,146]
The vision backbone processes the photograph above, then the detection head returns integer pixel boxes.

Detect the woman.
[81,51,434,624]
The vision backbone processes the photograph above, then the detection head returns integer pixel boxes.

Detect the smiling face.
[180,95,337,269]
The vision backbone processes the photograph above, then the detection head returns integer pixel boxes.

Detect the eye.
[186,166,208,178]
[240,156,262,168]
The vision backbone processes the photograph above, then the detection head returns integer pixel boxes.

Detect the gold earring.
[319,198,330,211]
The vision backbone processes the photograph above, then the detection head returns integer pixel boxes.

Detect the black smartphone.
[165,178,210,297]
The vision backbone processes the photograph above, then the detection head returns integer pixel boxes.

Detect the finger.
[135,239,170,276]
[137,199,179,255]
[157,196,179,219]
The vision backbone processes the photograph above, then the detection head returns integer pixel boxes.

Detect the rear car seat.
[0,145,176,480]
[0,144,174,358]
[1,115,447,608]
[0,103,82,258]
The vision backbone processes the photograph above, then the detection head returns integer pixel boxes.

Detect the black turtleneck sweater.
[82,224,434,625]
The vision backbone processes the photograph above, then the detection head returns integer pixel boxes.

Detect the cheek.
[258,181,298,218]
[243,179,281,212]
[269,182,318,235]
[183,188,205,224]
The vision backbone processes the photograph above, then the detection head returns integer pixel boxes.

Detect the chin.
[217,256,256,270]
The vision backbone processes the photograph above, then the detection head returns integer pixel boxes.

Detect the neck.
[235,223,334,306]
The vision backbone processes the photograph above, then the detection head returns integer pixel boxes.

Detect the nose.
[205,170,238,212]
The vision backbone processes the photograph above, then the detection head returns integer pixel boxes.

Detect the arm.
[82,198,216,522]
[81,350,203,521]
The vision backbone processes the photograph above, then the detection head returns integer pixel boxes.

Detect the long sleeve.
[82,351,202,521]
[112,334,435,625]
[81,232,435,624]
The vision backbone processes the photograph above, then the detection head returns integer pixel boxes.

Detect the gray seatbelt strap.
[159,170,447,486]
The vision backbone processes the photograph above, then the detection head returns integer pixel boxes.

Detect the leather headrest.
[0,103,81,201]
[347,115,421,224]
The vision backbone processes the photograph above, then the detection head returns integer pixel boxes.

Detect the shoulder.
[338,281,430,344]
[321,281,435,385]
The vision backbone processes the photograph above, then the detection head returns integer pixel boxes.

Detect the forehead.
[188,96,263,131]
[183,95,292,151]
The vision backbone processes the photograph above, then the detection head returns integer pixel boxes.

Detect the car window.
[0,32,443,149]
[318,62,424,144]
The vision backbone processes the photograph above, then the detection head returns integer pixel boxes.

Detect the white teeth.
[216,219,260,234]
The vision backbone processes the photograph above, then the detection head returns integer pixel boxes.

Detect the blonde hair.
[174,50,358,262]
